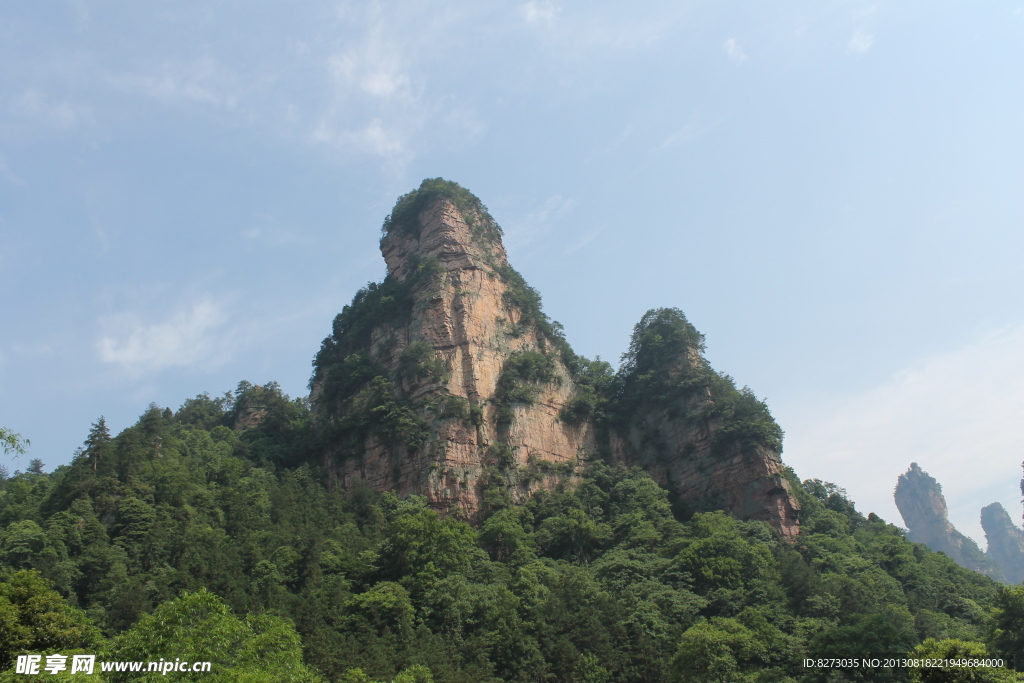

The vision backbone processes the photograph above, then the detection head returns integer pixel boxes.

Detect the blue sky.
[1,1,1021,544]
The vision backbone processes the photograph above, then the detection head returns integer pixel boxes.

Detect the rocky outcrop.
[895,463,1005,580]
[981,502,1024,584]
[311,179,800,535]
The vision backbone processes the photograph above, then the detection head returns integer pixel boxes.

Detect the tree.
[338,665,434,683]
[106,589,323,682]
[989,586,1024,671]
[911,639,1019,682]
[84,417,112,473]
[377,501,481,596]
[0,570,103,671]
[0,427,29,457]
[670,618,761,683]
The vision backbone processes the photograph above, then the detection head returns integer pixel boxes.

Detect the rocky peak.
[312,178,800,535]
[895,463,951,532]
[981,502,1024,583]
[381,194,508,283]
[895,463,1005,580]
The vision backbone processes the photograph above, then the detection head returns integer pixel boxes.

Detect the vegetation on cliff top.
[382,178,502,245]
[2,397,1022,682]
[608,307,784,455]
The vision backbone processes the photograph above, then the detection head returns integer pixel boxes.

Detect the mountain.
[7,179,1024,682]
[895,462,1006,580]
[309,179,799,536]
[982,502,1024,584]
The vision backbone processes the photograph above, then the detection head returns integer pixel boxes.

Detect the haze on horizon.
[1,1,1021,545]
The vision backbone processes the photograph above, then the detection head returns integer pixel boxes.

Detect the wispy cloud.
[520,1,560,28]
[312,116,411,166]
[564,228,602,254]
[723,38,748,64]
[782,325,1024,545]
[505,194,576,250]
[848,29,875,54]
[309,12,428,167]
[97,298,233,376]
[658,112,723,150]
[327,35,414,101]
[109,57,239,108]
[14,90,89,129]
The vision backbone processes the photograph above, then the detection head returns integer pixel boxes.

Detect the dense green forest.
[2,381,1023,682]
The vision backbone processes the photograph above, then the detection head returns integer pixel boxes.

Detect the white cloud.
[505,194,575,250]
[14,90,89,129]
[659,112,723,150]
[848,30,875,54]
[520,1,560,28]
[328,40,413,101]
[781,325,1024,545]
[310,15,427,166]
[97,299,232,376]
[110,58,239,109]
[312,116,409,165]
[564,229,602,254]
[723,38,748,64]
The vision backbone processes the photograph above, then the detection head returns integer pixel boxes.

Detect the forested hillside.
[2,383,1023,681]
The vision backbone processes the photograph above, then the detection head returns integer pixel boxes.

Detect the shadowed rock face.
[895,463,1005,580]
[312,181,800,535]
[981,502,1024,584]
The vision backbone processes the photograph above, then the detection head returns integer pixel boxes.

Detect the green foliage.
[990,586,1024,670]
[910,639,1019,683]
[0,399,1014,683]
[671,617,762,683]
[382,178,502,245]
[398,343,447,385]
[377,500,483,597]
[494,264,546,332]
[494,351,559,427]
[611,308,783,455]
[174,393,231,430]
[673,513,778,600]
[346,377,431,450]
[479,509,536,563]
[313,256,444,399]
[340,665,435,683]
[620,308,707,374]
[0,427,29,457]
[559,357,615,426]
[106,588,322,682]
[230,382,313,467]
[0,570,103,671]
[435,395,467,422]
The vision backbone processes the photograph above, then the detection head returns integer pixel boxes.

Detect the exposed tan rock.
[607,354,799,537]
[320,198,588,518]
[314,184,800,534]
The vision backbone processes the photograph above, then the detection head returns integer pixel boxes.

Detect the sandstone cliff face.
[895,463,1005,580]
[312,180,800,535]
[607,334,799,536]
[981,502,1024,584]
[313,193,588,518]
